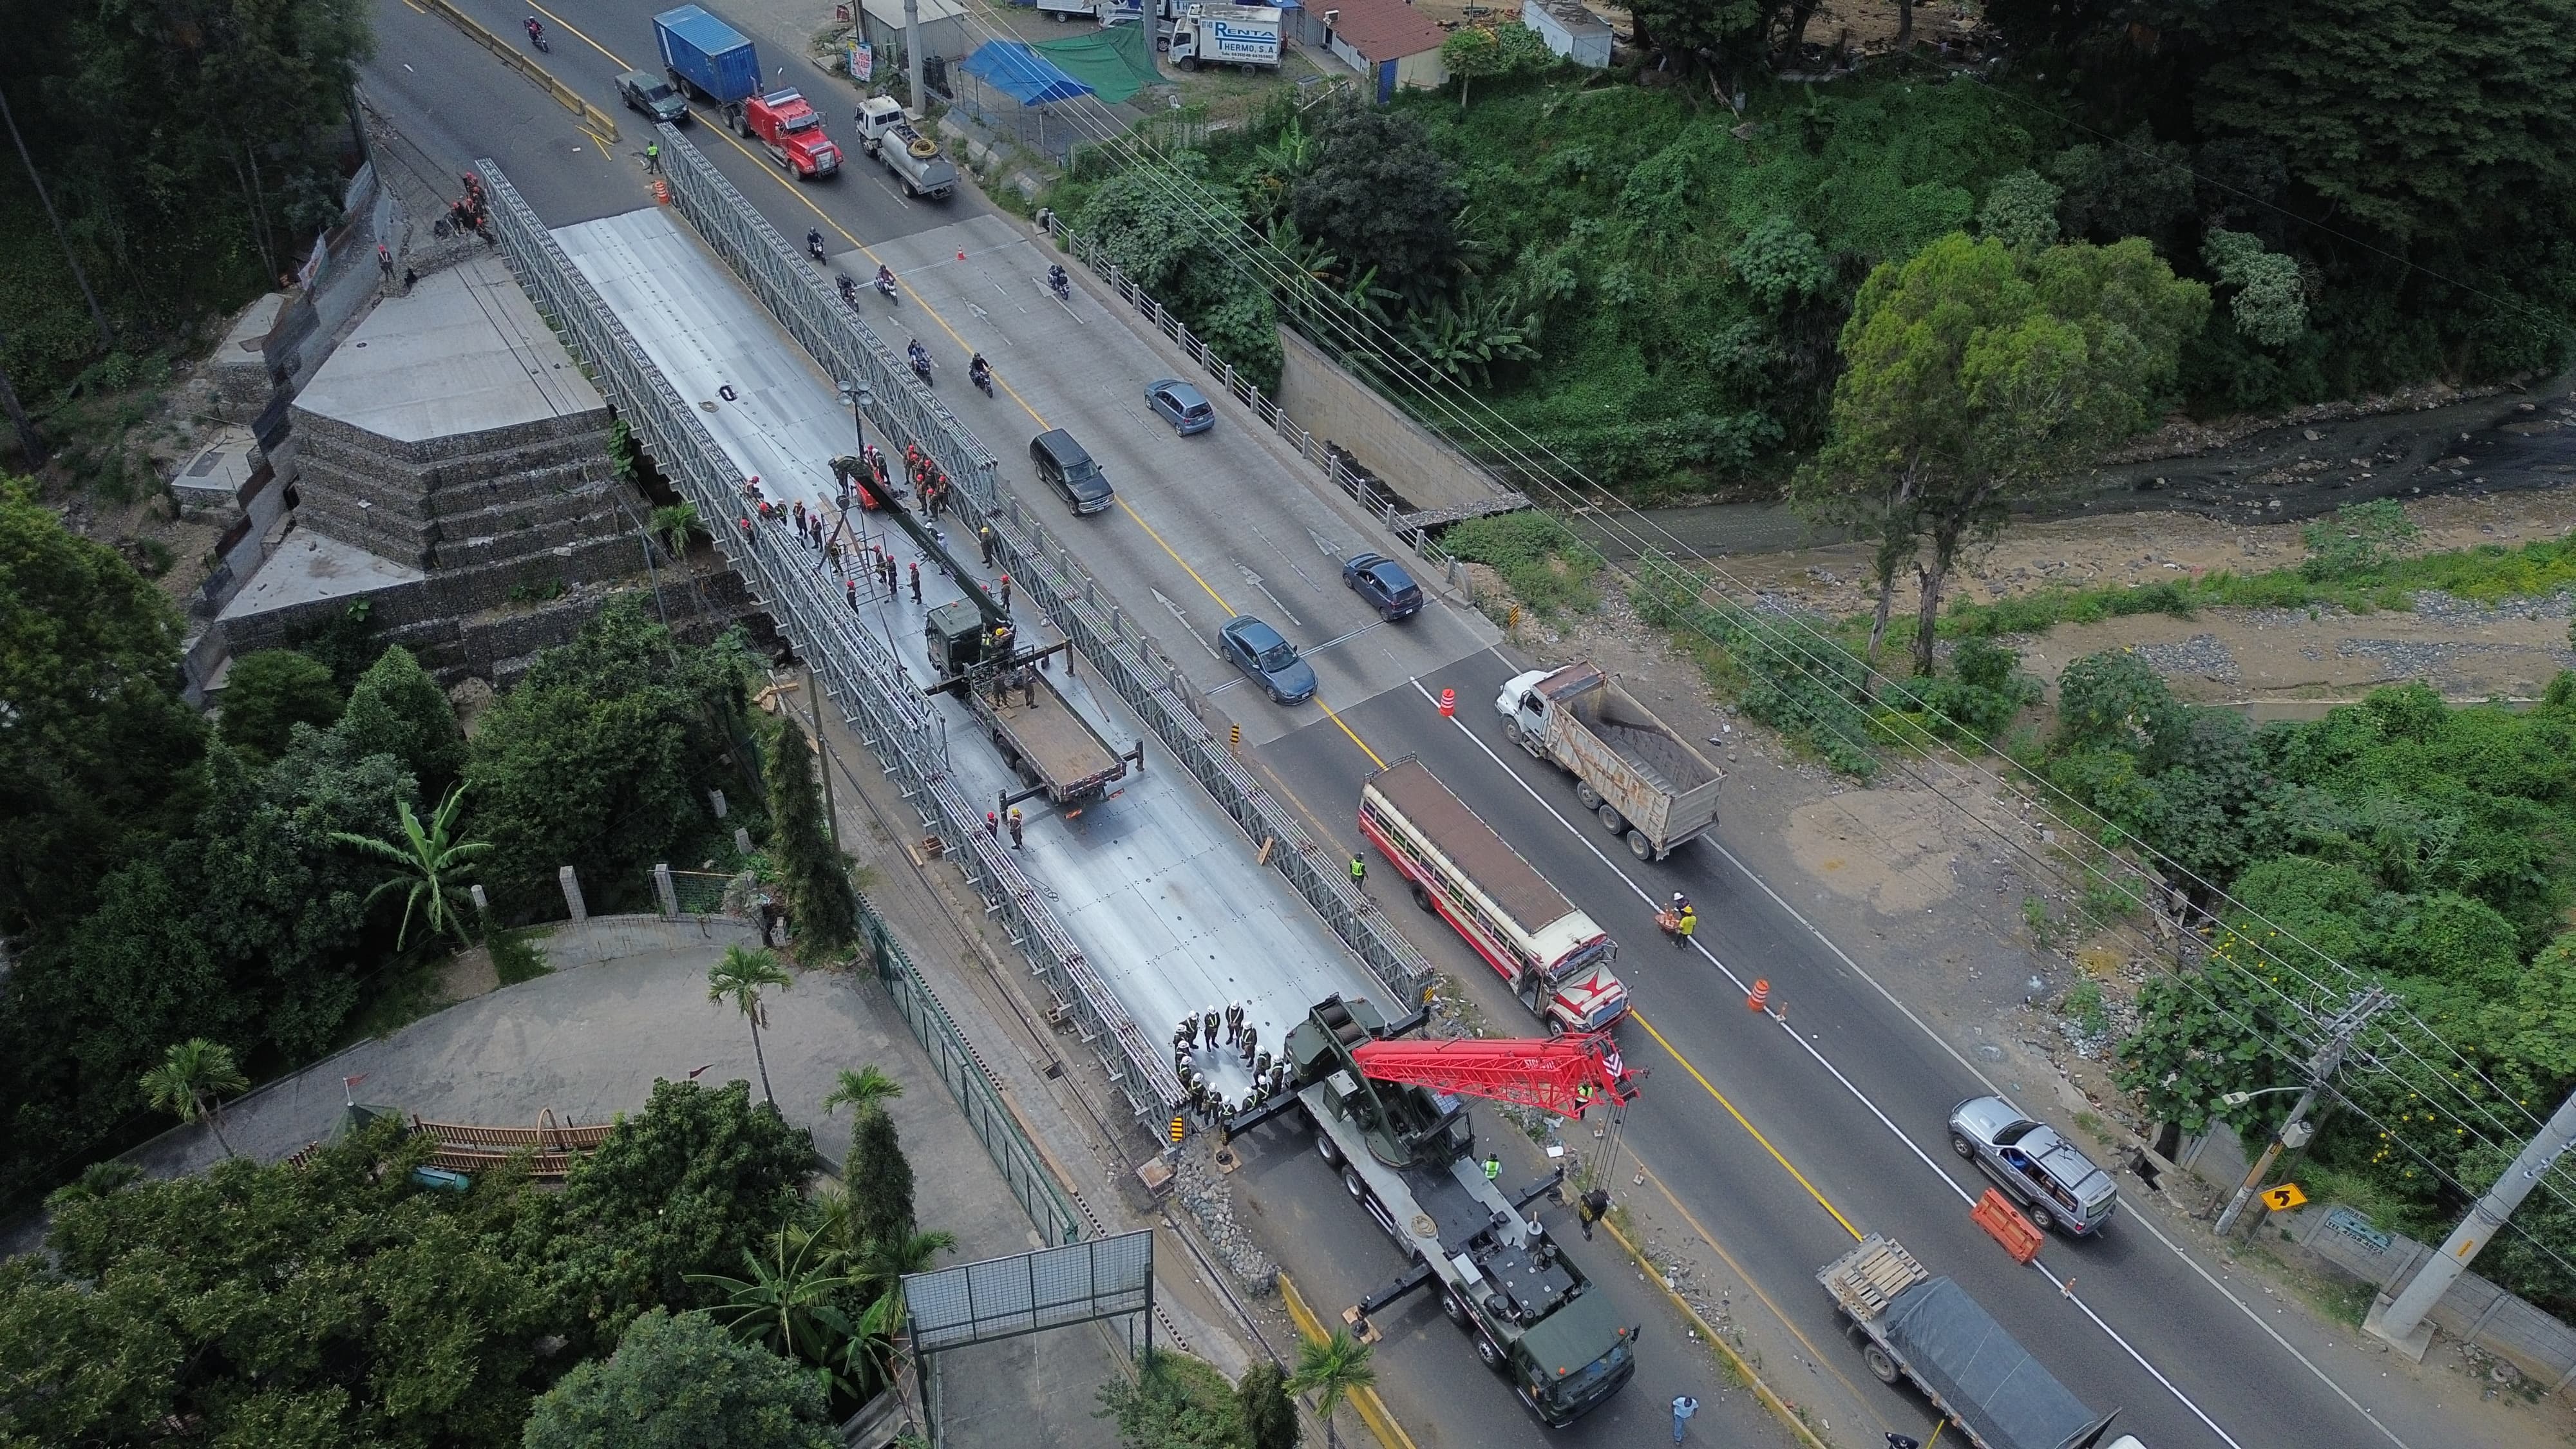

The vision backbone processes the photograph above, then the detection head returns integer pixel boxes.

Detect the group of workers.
[1173,1003,1290,1130]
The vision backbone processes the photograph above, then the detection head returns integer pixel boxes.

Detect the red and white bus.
[1359,757,1627,1034]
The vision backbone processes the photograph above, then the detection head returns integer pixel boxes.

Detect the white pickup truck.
[851,97,957,200]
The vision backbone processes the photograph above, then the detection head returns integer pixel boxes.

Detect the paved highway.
[361,5,2509,1448]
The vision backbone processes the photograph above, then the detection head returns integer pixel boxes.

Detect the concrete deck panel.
[218,527,426,622]
[295,254,602,443]
[554,206,1378,1101]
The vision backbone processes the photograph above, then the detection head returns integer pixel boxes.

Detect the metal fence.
[861,893,1083,1247]
[645,137,1436,1051]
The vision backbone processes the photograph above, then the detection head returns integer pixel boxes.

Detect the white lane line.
[1406,676,2298,1449]
[1698,835,2409,1449]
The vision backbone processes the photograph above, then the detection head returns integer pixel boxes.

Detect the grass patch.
[1441,511,1600,618]
[1937,522,2576,643]
[339,949,454,1044]
[489,926,552,986]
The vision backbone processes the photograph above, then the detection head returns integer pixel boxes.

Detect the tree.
[336,645,466,793]
[1236,1360,1301,1449]
[464,598,754,900]
[846,1103,916,1255]
[1287,1329,1375,1449]
[527,1077,816,1342]
[2201,230,2307,348]
[523,1309,838,1449]
[136,1037,249,1156]
[1976,171,2061,252]
[1441,28,1504,111]
[1096,1350,1243,1449]
[766,722,856,958]
[219,649,346,761]
[0,473,205,940]
[332,784,490,948]
[821,1065,904,1119]
[1289,105,1463,306]
[708,945,793,1107]
[2186,0,2576,249]
[1808,232,2206,674]
[5,1116,547,1448]
[690,1232,860,1392]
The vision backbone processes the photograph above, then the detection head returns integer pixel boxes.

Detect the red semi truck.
[735,89,839,178]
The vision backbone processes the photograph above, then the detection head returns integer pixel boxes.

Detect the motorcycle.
[875,270,899,305]
[524,18,549,51]
[1047,266,1071,304]
[836,273,857,308]
[806,231,827,264]
[969,361,994,398]
[907,346,934,387]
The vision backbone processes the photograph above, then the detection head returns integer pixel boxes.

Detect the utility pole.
[904,0,925,118]
[2213,987,2391,1236]
[0,81,112,352]
[2369,1086,2576,1354]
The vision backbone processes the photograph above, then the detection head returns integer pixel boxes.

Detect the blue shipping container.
[654,5,761,106]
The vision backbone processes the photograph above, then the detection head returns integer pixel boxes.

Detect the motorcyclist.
[523,15,542,43]
[876,263,896,290]
[806,227,825,258]
[837,272,857,303]
[907,339,929,368]
[1047,263,1068,297]
[968,352,990,385]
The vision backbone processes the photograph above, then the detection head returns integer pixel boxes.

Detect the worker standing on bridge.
[1253,1048,1272,1079]
[1203,1005,1221,1046]
[999,572,1012,612]
[1008,808,1024,849]
[1177,1013,1200,1050]
[1483,1153,1502,1183]
[979,524,996,566]
[908,560,922,603]
[986,810,999,840]
[792,499,806,533]
[1238,1023,1258,1066]
[1223,1002,1242,1045]
[1350,853,1367,888]
[1268,1062,1288,1097]
[846,576,858,612]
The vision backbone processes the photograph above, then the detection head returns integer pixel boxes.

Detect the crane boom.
[829,453,1002,625]
[1350,1032,1637,1118]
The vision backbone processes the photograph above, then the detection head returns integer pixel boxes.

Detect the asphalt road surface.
[363,8,2522,1448]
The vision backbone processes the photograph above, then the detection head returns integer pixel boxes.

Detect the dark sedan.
[1340,552,1423,621]
[1218,616,1316,705]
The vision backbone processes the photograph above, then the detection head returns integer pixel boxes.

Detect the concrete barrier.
[420,0,621,144]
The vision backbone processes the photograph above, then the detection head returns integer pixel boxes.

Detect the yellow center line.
[1317,699,1387,769]
[1112,498,1233,615]
[1620,1148,1884,1432]
[1629,1007,1863,1241]
[528,1,620,66]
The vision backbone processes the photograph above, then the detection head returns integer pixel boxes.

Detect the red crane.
[1350,1032,1638,1117]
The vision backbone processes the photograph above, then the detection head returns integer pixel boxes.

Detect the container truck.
[1359,757,1627,1034]
[851,97,958,200]
[654,5,761,108]
[1229,995,1641,1427]
[1166,3,1282,70]
[1496,662,1723,862]
[1819,1236,2145,1449]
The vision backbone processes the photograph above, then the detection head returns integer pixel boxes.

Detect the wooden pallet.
[1822,1235,1927,1320]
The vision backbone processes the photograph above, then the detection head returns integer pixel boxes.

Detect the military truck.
[1234,995,1640,1427]
[923,600,1136,815]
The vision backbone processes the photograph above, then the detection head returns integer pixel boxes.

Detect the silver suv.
[1947,1095,2118,1236]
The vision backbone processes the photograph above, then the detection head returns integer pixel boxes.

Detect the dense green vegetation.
[1095,1330,1374,1449]
[0,0,374,448]
[1052,1,2574,500]
[0,1078,949,1444]
[2024,654,2576,1314]
[0,483,786,1213]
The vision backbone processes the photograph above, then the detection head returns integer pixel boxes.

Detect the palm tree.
[708,943,793,1106]
[821,1065,903,1119]
[650,501,702,562]
[137,1038,251,1158]
[689,1230,860,1394]
[331,784,490,948]
[849,1227,956,1300]
[1288,1328,1377,1449]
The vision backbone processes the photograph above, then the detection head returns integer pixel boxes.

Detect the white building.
[1520,0,1611,68]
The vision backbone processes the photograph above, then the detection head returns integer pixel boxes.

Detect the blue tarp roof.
[961,41,1095,105]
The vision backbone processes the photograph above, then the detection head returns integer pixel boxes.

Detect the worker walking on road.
[1671,1396,1699,1444]
[1350,853,1366,888]
[645,140,662,174]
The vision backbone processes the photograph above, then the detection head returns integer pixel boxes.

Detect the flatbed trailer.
[926,600,1139,815]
